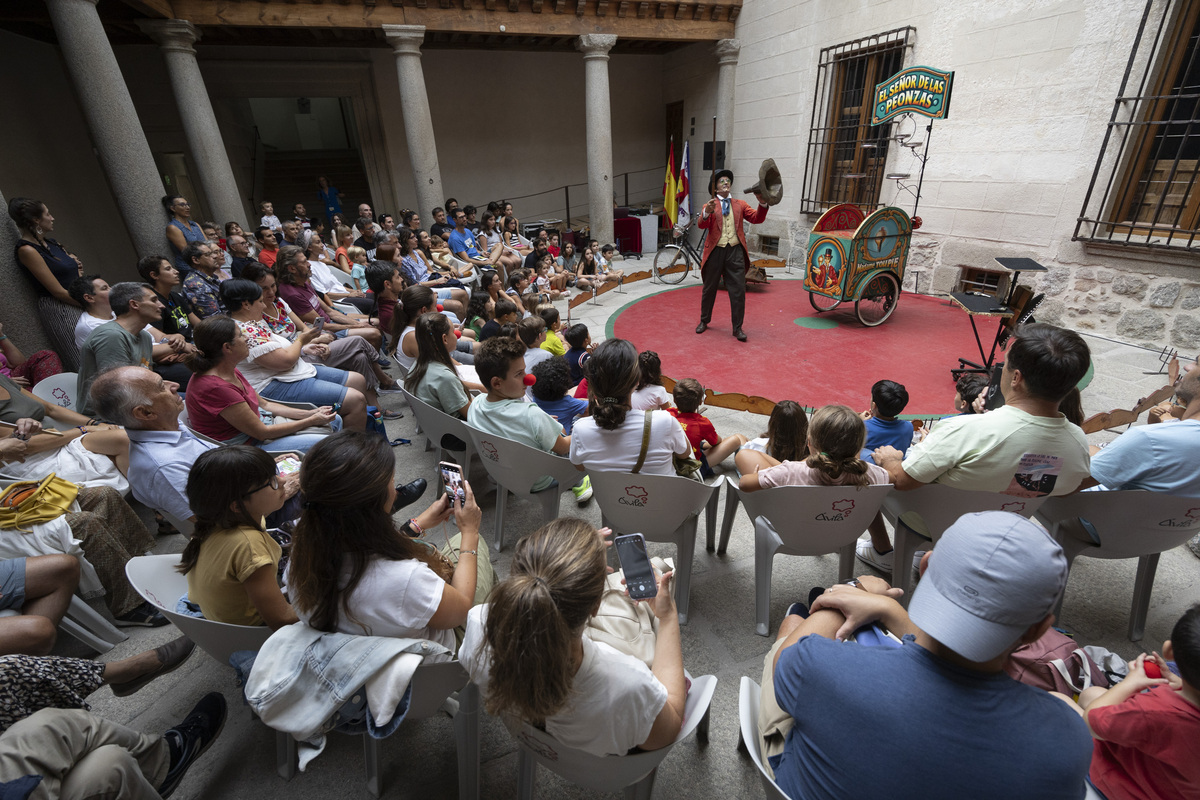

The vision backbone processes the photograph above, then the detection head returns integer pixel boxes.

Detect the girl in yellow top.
[179,446,298,629]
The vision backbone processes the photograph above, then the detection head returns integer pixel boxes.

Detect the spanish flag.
[662,138,678,229]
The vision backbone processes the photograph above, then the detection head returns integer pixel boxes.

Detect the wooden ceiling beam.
[163,0,737,39]
[118,0,173,16]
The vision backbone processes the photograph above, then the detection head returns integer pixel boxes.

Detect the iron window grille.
[1076,0,1200,250]
[799,27,915,216]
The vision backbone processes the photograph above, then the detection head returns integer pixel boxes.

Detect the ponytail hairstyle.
[186,315,239,374]
[635,350,663,391]
[404,312,456,394]
[764,400,809,463]
[804,405,871,487]
[178,446,276,575]
[587,338,640,430]
[478,519,608,723]
[389,285,436,352]
[288,431,451,634]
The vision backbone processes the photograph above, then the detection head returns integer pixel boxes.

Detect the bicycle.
[652,215,703,285]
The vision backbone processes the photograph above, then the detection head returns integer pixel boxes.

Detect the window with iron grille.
[799,27,915,216]
[1077,0,1200,250]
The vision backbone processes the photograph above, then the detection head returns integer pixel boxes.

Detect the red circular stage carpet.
[608,282,1001,418]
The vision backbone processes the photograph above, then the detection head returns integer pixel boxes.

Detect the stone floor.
[74,269,1199,799]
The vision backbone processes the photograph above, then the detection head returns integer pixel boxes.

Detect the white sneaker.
[855,540,894,572]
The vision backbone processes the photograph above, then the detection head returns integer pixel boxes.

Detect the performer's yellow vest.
[718,202,737,247]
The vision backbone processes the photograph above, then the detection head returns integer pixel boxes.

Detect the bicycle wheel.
[856,272,900,327]
[653,246,690,285]
[809,292,841,313]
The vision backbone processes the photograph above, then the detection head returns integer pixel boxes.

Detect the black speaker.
[702,141,726,171]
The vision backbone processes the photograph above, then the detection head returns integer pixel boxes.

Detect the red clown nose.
[436,304,444,312]
[454,330,462,339]
[523,374,537,387]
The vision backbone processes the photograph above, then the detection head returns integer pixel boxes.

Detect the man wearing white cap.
[758,511,1093,799]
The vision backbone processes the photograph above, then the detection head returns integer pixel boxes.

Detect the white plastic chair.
[329,301,358,317]
[880,486,1048,598]
[1035,490,1200,641]
[446,253,478,287]
[0,595,129,654]
[586,471,719,625]
[125,554,271,665]
[737,677,792,800]
[717,474,742,554]
[401,387,479,476]
[276,664,480,799]
[465,428,582,551]
[514,674,716,800]
[31,373,80,420]
[736,483,893,635]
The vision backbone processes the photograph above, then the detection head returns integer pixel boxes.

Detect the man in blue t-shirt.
[759,511,1092,800]
[448,209,500,273]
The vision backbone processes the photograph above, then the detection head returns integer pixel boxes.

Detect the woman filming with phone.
[285,430,494,656]
[459,519,686,757]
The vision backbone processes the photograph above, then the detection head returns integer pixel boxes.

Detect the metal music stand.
[949,257,1047,379]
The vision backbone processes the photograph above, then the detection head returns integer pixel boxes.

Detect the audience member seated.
[404,313,477,417]
[668,378,748,469]
[476,212,519,280]
[0,378,130,490]
[737,399,809,467]
[274,246,383,350]
[285,431,494,653]
[1080,353,1200,495]
[468,336,591,502]
[0,554,78,656]
[538,306,566,357]
[630,350,670,411]
[91,366,213,524]
[563,323,593,385]
[0,694,225,799]
[227,231,256,279]
[738,405,889,491]
[260,200,282,236]
[241,262,400,405]
[353,216,379,260]
[392,285,475,370]
[254,226,280,268]
[860,323,1092,572]
[498,215,531,258]
[530,357,588,436]
[184,316,340,453]
[0,321,61,389]
[505,271,532,316]
[69,275,115,351]
[398,229,470,312]
[860,379,913,463]
[449,209,501,275]
[9,197,85,366]
[136,255,199,389]
[222,279,367,430]
[179,446,299,628]
[460,519,686,756]
[162,195,205,274]
[557,241,579,276]
[463,291,492,339]
[178,242,225,319]
[1056,604,1200,800]
[429,207,455,242]
[304,234,371,312]
[570,339,691,477]
[479,298,518,343]
[518,316,551,376]
[0,484,166,627]
[760,512,1091,798]
[77,283,181,418]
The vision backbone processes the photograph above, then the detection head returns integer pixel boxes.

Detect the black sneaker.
[115,601,169,628]
[159,692,227,798]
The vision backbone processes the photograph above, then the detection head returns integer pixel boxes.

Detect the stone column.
[43,0,165,259]
[714,39,740,168]
[578,34,617,247]
[138,19,246,226]
[382,25,444,223]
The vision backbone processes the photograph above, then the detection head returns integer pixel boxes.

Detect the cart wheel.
[653,246,690,285]
[809,292,841,313]
[856,273,900,327]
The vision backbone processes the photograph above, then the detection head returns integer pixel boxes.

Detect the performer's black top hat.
[709,169,734,196]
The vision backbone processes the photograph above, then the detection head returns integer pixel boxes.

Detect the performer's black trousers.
[700,244,747,330]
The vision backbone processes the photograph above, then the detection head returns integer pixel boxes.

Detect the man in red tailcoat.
[695,170,767,342]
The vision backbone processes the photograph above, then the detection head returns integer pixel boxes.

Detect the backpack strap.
[631,411,652,474]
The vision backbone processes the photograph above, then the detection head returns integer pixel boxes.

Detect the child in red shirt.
[667,378,747,469]
[1065,605,1200,800]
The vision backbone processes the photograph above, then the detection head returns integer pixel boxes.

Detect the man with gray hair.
[758,511,1092,799]
[77,283,166,417]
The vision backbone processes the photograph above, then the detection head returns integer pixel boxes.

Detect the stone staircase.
[260,148,373,224]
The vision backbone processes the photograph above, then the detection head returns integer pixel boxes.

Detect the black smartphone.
[614,533,657,600]
[438,460,466,508]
